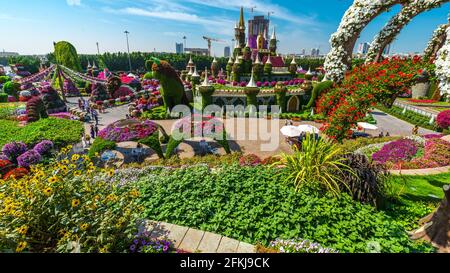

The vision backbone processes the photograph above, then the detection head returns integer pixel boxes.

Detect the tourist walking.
[92,109,99,125]
[94,125,99,137]
[81,133,87,148]
[90,125,96,139]
[78,98,83,110]
[412,125,419,136]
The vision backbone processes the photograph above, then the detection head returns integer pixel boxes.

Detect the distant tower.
[269,27,277,55]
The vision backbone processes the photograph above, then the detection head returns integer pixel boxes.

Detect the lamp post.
[124,30,132,73]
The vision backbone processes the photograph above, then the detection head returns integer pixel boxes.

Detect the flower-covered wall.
[435,25,450,97]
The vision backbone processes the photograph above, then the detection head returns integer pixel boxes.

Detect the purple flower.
[2,142,27,162]
[372,139,418,164]
[33,140,54,155]
[17,149,42,168]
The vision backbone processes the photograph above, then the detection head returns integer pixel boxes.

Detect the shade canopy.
[357,122,378,130]
[280,126,302,137]
[297,125,320,134]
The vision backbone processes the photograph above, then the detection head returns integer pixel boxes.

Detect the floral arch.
[365,0,449,63]
[435,24,450,96]
[324,0,449,82]
[324,0,404,82]
[424,17,449,61]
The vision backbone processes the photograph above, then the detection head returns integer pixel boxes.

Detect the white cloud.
[67,0,81,6]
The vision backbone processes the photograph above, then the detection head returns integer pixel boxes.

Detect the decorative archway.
[366,0,449,63]
[287,96,300,112]
[324,0,403,82]
[435,24,450,96]
[424,17,449,61]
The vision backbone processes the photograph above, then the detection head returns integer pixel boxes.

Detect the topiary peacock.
[147,57,188,111]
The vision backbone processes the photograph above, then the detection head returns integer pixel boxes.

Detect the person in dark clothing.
[90,125,96,139]
[94,125,99,137]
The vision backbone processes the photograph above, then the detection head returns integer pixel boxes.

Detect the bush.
[138,133,164,159]
[2,81,21,99]
[164,136,183,159]
[276,134,353,196]
[88,138,117,158]
[0,118,84,150]
[436,110,450,130]
[0,93,8,103]
[0,76,10,84]
[136,165,433,253]
[17,150,42,168]
[340,153,389,208]
[0,151,142,253]
[305,80,333,109]
[239,154,261,166]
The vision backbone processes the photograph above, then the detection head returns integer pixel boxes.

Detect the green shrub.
[0,118,84,149]
[2,81,20,99]
[0,76,10,84]
[164,136,183,159]
[276,134,353,196]
[136,165,434,253]
[88,138,117,158]
[0,93,8,103]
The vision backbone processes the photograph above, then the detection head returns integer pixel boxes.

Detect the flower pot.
[411,82,430,99]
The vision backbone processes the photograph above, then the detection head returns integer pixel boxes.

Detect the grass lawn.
[389,172,450,203]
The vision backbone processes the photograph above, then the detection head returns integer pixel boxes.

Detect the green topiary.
[150,58,188,111]
[274,83,288,112]
[305,80,334,109]
[2,81,21,99]
[138,133,164,159]
[26,96,48,122]
[54,41,82,72]
[0,76,11,84]
[165,136,183,159]
[198,85,215,110]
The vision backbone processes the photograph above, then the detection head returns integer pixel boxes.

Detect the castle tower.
[238,7,246,48]
[269,27,277,55]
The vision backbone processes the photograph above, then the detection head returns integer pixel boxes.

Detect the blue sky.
[0,0,449,56]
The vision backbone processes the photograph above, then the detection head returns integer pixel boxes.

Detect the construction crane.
[203,36,226,57]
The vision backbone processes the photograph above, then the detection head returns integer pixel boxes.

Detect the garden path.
[139,220,256,253]
[371,109,435,136]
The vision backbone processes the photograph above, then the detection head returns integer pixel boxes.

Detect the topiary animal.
[26,96,48,122]
[148,57,188,111]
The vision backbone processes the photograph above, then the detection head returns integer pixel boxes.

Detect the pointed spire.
[239,6,245,29]
[247,69,257,88]
[212,56,218,63]
[188,66,193,76]
[92,61,97,69]
[235,39,241,49]
[228,56,234,64]
[291,56,296,65]
[234,57,240,65]
[266,56,272,65]
[188,55,194,66]
[271,26,276,40]
[254,53,261,64]
[202,67,210,86]
[192,66,199,77]
[87,60,92,69]
[306,67,312,75]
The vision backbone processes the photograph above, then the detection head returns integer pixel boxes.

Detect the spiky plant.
[276,134,353,196]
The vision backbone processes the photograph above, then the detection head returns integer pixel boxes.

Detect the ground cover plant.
[0,118,83,149]
[135,165,434,253]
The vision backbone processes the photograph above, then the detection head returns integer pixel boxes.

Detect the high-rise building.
[247,15,270,49]
[315,48,320,56]
[176,43,184,54]
[383,44,391,55]
[224,46,231,58]
[311,48,316,56]
[301,49,306,55]
[358,42,371,55]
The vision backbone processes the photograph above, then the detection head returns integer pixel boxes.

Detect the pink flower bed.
[437,110,450,130]
[391,139,450,170]
[98,119,159,142]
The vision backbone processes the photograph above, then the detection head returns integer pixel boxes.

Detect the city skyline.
[1,0,449,56]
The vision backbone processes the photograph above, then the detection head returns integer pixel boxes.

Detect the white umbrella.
[297,124,320,134]
[357,122,378,130]
[281,126,302,137]
[127,73,136,78]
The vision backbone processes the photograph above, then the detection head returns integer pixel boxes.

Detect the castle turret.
[269,27,277,55]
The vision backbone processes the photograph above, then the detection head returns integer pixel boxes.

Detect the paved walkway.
[139,220,256,253]
[371,109,435,136]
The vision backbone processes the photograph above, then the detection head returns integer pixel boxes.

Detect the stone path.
[139,220,256,253]
[390,166,450,176]
[371,109,435,136]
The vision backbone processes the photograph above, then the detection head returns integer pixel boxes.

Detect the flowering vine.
[423,17,449,61]
[435,25,450,96]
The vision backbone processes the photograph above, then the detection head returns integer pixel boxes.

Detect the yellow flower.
[71,199,81,208]
[61,148,67,154]
[16,241,27,252]
[71,154,80,162]
[129,189,140,198]
[74,170,82,177]
[67,145,73,150]
[61,159,69,165]
[69,164,76,169]
[47,176,58,183]
[80,223,89,231]
[60,165,69,172]
[107,169,115,177]
[99,246,108,253]
[43,187,53,196]
[16,225,28,236]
